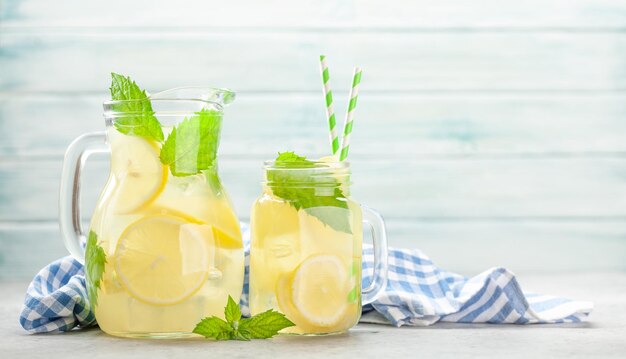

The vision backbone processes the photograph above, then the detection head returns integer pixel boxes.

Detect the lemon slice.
[146,207,241,249]
[114,215,210,305]
[213,226,243,249]
[317,156,338,162]
[278,254,350,328]
[110,135,168,213]
[144,206,204,224]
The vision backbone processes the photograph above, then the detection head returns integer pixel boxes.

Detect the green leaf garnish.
[159,109,222,177]
[193,316,234,341]
[109,73,164,142]
[224,295,242,323]
[268,151,352,233]
[193,295,294,340]
[85,231,106,307]
[274,151,312,164]
[238,309,296,339]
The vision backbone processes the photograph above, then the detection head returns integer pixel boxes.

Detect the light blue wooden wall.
[1,0,626,279]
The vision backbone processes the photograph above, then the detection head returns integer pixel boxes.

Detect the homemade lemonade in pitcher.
[60,74,244,338]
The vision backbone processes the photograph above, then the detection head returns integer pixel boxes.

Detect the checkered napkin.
[358,247,593,326]
[20,224,593,333]
[20,257,95,332]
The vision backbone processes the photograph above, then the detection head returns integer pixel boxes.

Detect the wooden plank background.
[1,0,626,279]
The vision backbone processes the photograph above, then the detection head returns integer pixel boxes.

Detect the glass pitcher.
[249,160,388,335]
[59,88,244,338]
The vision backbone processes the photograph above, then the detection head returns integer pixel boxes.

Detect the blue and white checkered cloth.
[20,224,593,333]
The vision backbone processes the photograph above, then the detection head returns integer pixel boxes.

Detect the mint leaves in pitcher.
[85,231,106,307]
[109,73,164,142]
[159,109,222,177]
[108,73,222,177]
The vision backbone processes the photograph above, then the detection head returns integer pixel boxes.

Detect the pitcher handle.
[361,205,389,305]
[59,132,108,263]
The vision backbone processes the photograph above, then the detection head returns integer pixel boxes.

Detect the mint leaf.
[159,109,222,177]
[85,231,106,307]
[109,73,164,142]
[268,151,352,233]
[238,309,295,339]
[275,151,312,164]
[302,199,352,234]
[234,330,252,341]
[193,316,234,340]
[203,168,223,195]
[193,296,294,340]
[224,295,242,323]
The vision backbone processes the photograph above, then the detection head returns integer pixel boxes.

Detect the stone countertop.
[2,272,625,359]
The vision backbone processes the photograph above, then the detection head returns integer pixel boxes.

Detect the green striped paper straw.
[339,67,362,161]
[319,55,340,156]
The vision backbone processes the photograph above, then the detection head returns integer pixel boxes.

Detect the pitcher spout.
[150,87,236,109]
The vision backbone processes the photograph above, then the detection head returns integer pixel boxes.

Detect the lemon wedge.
[110,135,167,213]
[212,226,243,249]
[144,206,204,224]
[317,156,338,163]
[114,215,211,305]
[144,206,242,249]
[277,254,350,329]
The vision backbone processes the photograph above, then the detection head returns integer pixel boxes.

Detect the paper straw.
[319,55,340,156]
[339,67,362,161]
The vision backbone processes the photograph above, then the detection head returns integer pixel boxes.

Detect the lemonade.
[57,74,248,338]
[249,154,364,334]
[86,126,244,338]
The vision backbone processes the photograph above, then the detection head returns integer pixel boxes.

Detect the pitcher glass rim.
[103,86,236,116]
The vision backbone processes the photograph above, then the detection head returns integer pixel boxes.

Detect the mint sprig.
[237,308,296,339]
[274,151,312,163]
[268,151,352,233]
[109,74,223,178]
[109,73,164,142]
[193,296,294,340]
[159,109,222,177]
[85,231,106,307]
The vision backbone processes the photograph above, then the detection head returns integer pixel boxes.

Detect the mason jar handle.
[59,132,109,264]
[361,205,389,305]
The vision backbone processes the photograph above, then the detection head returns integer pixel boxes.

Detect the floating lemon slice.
[213,226,243,249]
[144,206,204,224]
[277,254,350,329]
[110,135,168,213]
[114,215,211,305]
[143,205,242,250]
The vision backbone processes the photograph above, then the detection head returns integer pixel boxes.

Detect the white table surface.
[2,272,625,358]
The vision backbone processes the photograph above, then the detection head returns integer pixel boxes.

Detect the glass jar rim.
[263,160,351,170]
[263,160,351,188]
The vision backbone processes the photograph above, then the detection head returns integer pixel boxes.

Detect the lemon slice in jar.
[317,156,338,163]
[277,254,350,329]
[114,215,212,305]
[110,135,168,213]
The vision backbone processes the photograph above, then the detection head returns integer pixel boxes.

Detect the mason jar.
[249,159,388,335]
